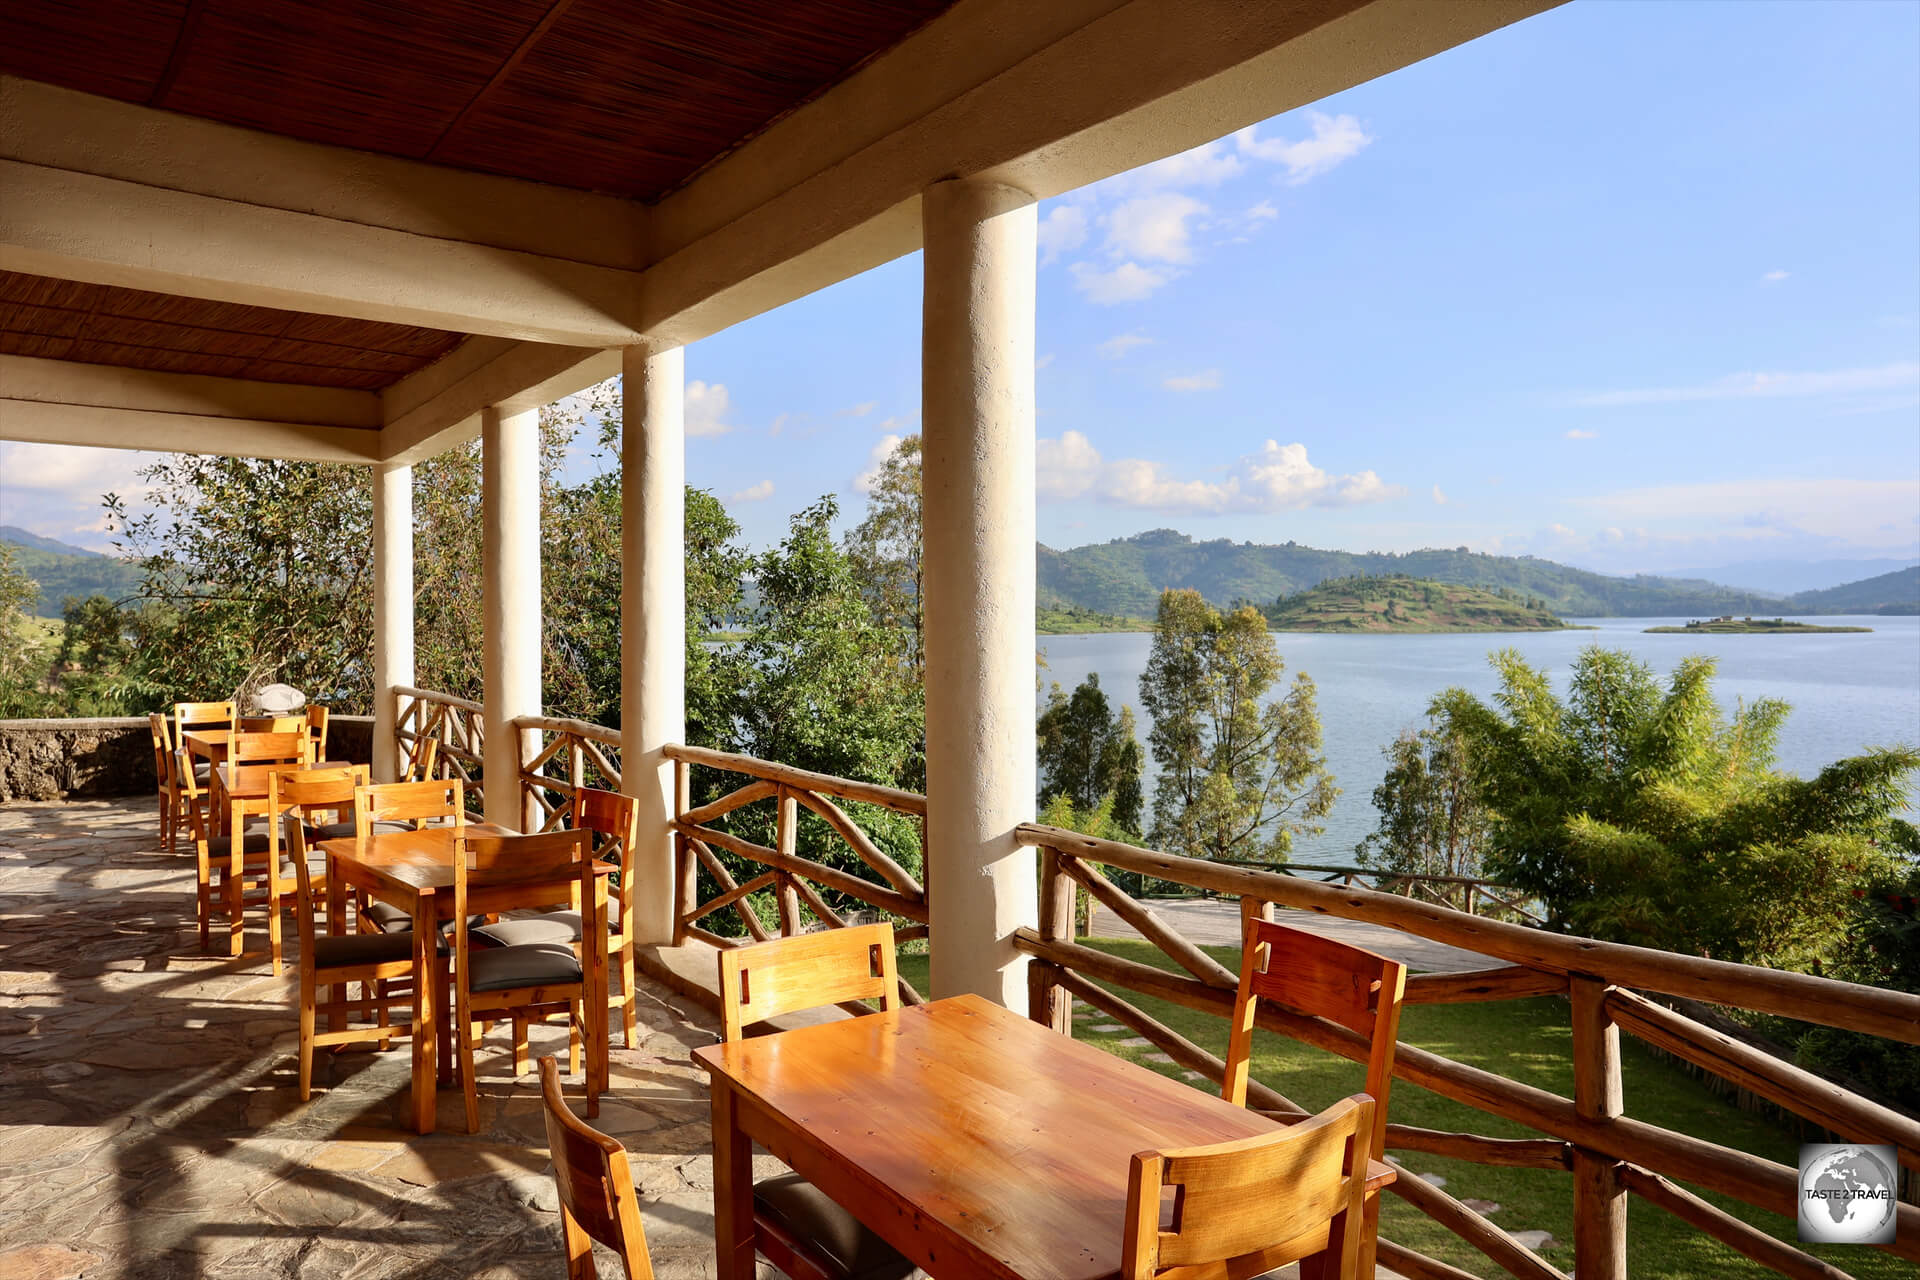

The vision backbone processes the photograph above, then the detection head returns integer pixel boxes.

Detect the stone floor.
[0,797,769,1280]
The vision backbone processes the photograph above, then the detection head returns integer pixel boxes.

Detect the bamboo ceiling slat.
[0,0,956,200]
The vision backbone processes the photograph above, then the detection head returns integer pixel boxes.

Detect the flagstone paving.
[0,798,765,1280]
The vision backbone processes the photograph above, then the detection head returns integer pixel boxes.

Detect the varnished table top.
[215,759,352,801]
[694,993,1291,1280]
[317,824,616,898]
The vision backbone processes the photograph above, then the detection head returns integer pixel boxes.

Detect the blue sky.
[5,1,1918,576]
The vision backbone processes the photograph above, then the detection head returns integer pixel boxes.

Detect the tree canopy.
[1036,672,1144,838]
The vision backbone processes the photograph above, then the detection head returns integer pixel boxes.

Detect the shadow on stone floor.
[0,797,759,1280]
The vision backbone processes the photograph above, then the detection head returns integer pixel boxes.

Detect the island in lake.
[1644,617,1873,635]
[1262,575,1583,633]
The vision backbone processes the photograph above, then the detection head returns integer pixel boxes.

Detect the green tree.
[44,594,169,716]
[1036,672,1144,836]
[1432,646,1919,968]
[1357,722,1491,883]
[0,543,49,716]
[843,434,924,683]
[1138,588,1336,862]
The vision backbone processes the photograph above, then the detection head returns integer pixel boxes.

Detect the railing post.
[673,759,692,946]
[1030,846,1074,1032]
[775,788,802,936]
[1571,975,1628,1279]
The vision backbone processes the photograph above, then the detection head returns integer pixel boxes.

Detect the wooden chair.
[267,764,370,975]
[305,704,330,758]
[173,699,234,788]
[147,712,181,854]
[716,924,919,1280]
[1123,1094,1377,1280]
[205,732,314,970]
[1222,917,1406,1279]
[284,811,420,1101]
[540,1054,655,1279]
[451,829,604,1133]
[351,779,466,935]
[239,714,308,733]
[175,747,271,954]
[476,787,642,1047]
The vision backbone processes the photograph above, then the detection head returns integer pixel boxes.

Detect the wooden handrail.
[514,713,620,746]
[391,684,484,714]
[664,742,927,816]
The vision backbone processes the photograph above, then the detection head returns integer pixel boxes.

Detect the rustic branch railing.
[1018,822,1920,1280]
[1209,858,1545,925]
[514,713,623,832]
[392,685,484,807]
[664,743,928,1006]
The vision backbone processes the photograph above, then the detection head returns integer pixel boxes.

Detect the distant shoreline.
[1644,621,1873,635]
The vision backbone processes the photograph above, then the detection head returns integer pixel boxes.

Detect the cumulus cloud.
[853,434,903,495]
[1071,261,1171,304]
[1109,139,1245,195]
[685,380,733,437]
[768,412,789,438]
[1762,269,1790,283]
[1565,429,1597,440]
[1163,369,1222,392]
[1572,361,1919,406]
[1037,205,1090,266]
[1246,201,1278,221]
[1035,353,1055,370]
[1432,485,1449,505]
[1104,193,1207,264]
[1035,432,1401,513]
[841,401,878,418]
[1235,112,1372,184]
[0,443,159,551]
[1099,333,1153,359]
[728,480,774,503]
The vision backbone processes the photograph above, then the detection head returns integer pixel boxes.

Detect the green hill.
[1264,575,1578,632]
[0,527,145,618]
[1788,566,1919,615]
[1038,530,1788,619]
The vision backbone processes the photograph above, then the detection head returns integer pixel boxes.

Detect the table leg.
[411,894,437,1135]
[325,860,346,1035]
[586,882,608,1115]
[226,799,246,958]
[712,1082,755,1280]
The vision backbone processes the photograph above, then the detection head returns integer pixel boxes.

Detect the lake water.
[1037,617,1920,864]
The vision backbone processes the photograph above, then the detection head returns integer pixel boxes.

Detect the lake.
[1037,616,1920,864]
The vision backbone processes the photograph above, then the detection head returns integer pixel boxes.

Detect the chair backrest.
[173,700,234,741]
[354,779,465,834]
[716,922,898,1043]
[1122,1094,1374,1280]
[172,748,208,840]
[269,764,369,825]
[239,715,307,734]
[306,704,330,756]
[452,830,595,974]
[147,713,174,792]
[402,731,440,783]
[1223,918,1406,1159]
[539,1054,655,1279]
[284,813,324,959]
[574,787,640,908]
[227,730,313,767]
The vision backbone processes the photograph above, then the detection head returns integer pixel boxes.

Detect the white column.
[921,178,1039,1007]
[482,405,542,831]
[371,462,414,782]
[622,344,685,945]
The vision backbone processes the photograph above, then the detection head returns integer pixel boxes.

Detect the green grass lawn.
[897,941,1903,1280]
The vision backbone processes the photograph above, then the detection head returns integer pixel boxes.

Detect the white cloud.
[1037,205,1090,266]
[1432,485,1449,505]
[1035,353,1055,371]
[1574,477,1918,542]
[685,380,733,437]
[853,435,903,495]
[1565,429,1598,440]
[1104,193,1207,264]
[1246,201,1278,221]
[1573,361,1919,406]
[0,443,160,552]
[874,415,910,433]
[1071,260,1172,304]
[841,400,878,418]
[768,412,788,437]
[728,480,775,503]
[1762,269,1790,283]
[1235,112,1373,184]
[1099,333,1153,359]
[1035,432,1401,513]
[1109,139,1245,195]
[1163,369,1222,392]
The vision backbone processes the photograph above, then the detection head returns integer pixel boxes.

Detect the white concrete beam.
[0,400,381,463]
[380,339,617,466]
[0,353,382,428]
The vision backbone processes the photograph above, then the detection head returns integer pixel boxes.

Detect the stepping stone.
[1181,1071,1206,1083]
[1415,1172,1446,1189]
[1462,1199,1501,1215]
[1510,1230,1559,1251]
[1114,1037,1152,1047]
[1089,1023,1125,1033]
[1143,1052,1174,1064]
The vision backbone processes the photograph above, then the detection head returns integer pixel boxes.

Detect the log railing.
[514,713,622,832]
[1206,858,1544,925]
[1019,822,1920,1280]
[665,743,929,1006]
[392,685,485,807]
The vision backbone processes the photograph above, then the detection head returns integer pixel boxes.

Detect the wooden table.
[695,994,1386,1280]
[209,759,349,959]
[318,825,614,1135]
[181,728,231,770]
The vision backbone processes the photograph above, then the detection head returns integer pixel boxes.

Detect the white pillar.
[621,344,685,945]
[371,462,414,783]
[482,406,542,831]
[921,178,1038,1007]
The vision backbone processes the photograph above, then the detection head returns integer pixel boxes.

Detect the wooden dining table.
[210,759,350,958]
[317,824,615,1135]
[694,993,1392,1280]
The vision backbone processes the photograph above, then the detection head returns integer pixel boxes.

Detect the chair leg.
[266,873,285,977]
[458,1000,480,1134]
[196,848,212,951]
[298,970,316,1102]
[568,1004,582,1077]
[512,1017,529,1076]
[619,942,638,1048]
[227,846,246,958]
[560,1205,597,1280]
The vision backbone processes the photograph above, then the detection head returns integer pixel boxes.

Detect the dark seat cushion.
[192,761,213,785]
[312,930,417,970]
[470,911,582,949]
[205,833,272,858]
[465,941,582,993]
[360,901,485,935]
[754,1174,921,1280]
[306,819,412,842]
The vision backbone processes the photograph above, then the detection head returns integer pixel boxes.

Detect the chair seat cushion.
[312,930,417,970]
[306,819,412,842]
[754,1174,921,1280]
[360,901,485,934]
[206,833,272,858]
[470,911,582,949]
[193,761,213,785]
[465,941,583,993]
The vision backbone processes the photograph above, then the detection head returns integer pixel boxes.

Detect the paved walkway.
[1087,896,1498,972]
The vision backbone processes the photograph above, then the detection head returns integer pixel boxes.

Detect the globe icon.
[1797,1144,1897,1245]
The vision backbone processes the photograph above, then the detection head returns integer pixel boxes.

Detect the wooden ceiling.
[0,0,957,201]
[0,272,465,391]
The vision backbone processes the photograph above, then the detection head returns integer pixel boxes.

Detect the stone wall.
[0,715,374,804]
